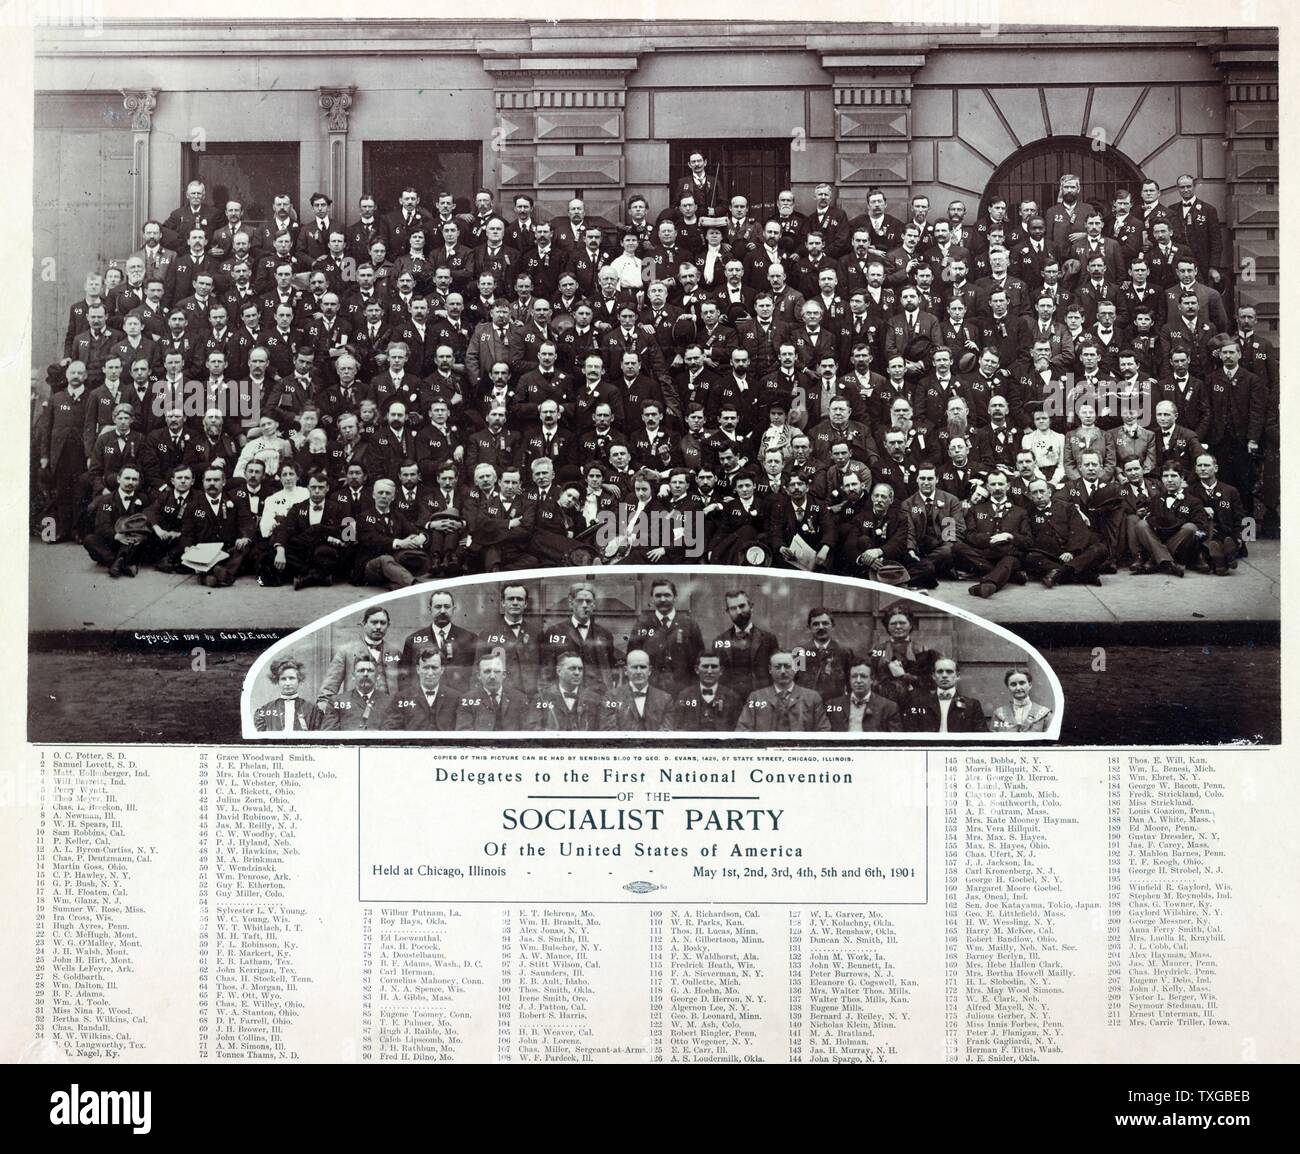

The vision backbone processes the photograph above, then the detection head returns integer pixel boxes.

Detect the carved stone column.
[121,88,159,241]
[318,86,356,212]
[1214,36,1279,336]
[820,55,925,217]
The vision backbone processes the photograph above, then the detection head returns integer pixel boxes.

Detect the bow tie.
[937,690,955,700]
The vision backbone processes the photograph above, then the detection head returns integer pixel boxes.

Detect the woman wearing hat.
[254,657,322,732]
[868,605,940,704]
[693,222,732,290]
[990,668,1053,732]
[390,227,434,296]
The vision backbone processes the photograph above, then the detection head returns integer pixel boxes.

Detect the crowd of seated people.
[35,168,1276,592]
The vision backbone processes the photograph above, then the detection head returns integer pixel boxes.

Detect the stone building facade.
[33,19,1278,363]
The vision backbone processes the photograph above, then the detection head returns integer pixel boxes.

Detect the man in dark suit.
[630,578,705,696]
[710,589,780,705]
[1169,175,1223,284]
[736,651,833,733]
[1024,476,1108,587]
[952,470,1031,598]
[883,285,943,383]
[82,463,150,577]
[792,607,856,702]
[531,652,608,732]
[382,647,459,731]
[1203,334,1265,502]
[132,221,178,284]
[271,468,348,589]
[672,652,745,732]
[1191,451,1248,576]
[400,588,480,694]
[317,604,402,708]
[318,655,390,732]
[673,150,725,217]
[901,657,987,733]
[179,464,256,587]
[1062,450,1124,569]
[1132,464,1209,575]
[537,580,618,679]
[602,649,674,732]
[475,582,543,695]
[161,180,216,250]
[384,188,437,261]
[296,192,337,261]
[825,662,902,733]
[455,653,532,732]
[346,194,391,264]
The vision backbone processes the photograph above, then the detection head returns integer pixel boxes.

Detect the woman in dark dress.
[867,605,940,704]
[254,657,322,732]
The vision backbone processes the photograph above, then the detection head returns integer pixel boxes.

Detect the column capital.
[120,88,159,132]
[318,86,356,133]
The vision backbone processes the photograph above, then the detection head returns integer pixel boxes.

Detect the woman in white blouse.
[990,668,1053,732]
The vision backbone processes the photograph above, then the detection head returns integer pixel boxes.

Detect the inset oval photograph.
[242,565,1063,740]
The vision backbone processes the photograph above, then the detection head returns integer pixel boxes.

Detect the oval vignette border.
[239,565,1065,742]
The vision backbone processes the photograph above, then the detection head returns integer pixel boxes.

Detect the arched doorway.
[980,136,1146,219]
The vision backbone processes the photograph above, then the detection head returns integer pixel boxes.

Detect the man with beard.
[1043,173,1096,250]
[708,588,780,705]
[883,284,942,384]
[837,476,908,578]
[372,401,419,485]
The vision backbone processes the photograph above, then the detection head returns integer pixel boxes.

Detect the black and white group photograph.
[241,568,1061,739]
[24,12,1280,745]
